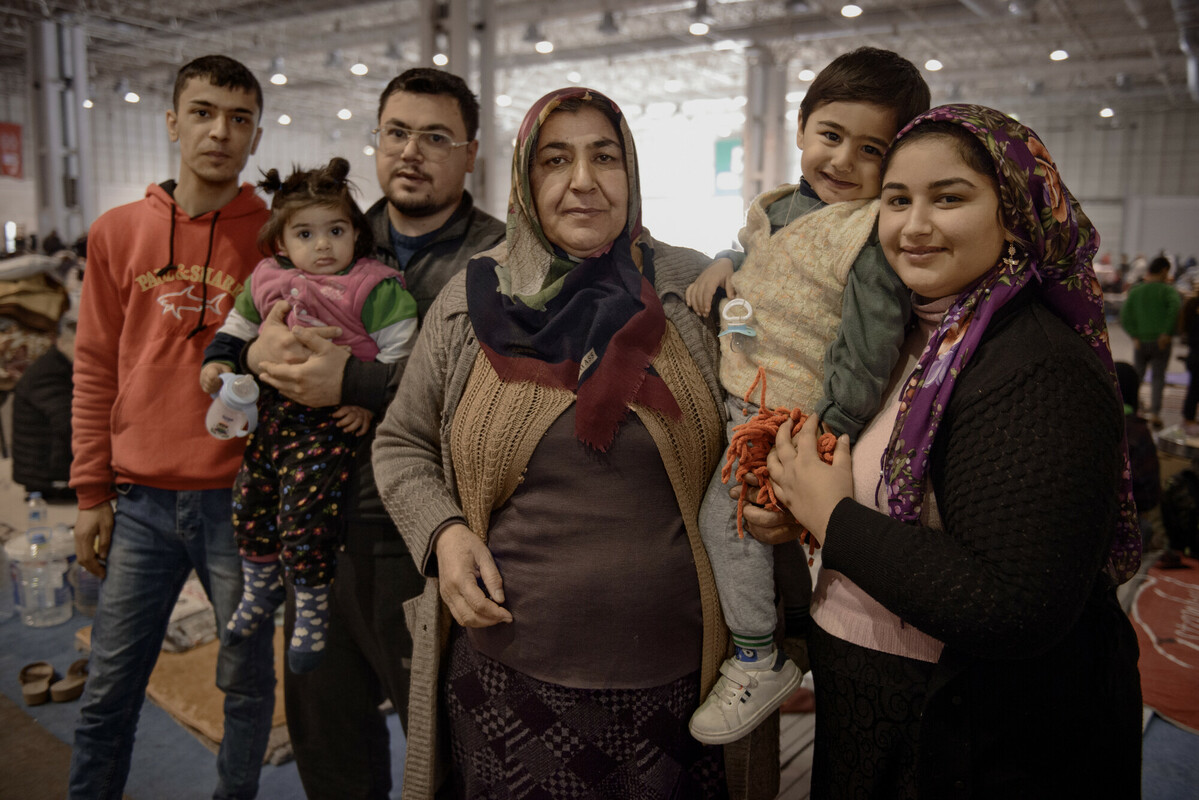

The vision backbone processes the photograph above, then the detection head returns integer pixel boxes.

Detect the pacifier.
[718,298,756,338]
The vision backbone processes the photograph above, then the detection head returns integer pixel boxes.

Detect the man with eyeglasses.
[246,68,503,799]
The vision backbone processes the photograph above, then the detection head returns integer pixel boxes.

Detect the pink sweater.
[811,297,951,662]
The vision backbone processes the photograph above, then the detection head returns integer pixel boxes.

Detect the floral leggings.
[231,391,359,586]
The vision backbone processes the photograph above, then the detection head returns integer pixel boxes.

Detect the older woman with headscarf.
[372,88,778,799]
[761,105,1143,797]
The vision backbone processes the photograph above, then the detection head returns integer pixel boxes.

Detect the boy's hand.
[334,404,374,436]
[685,258,736,316]
[200,362,231,394]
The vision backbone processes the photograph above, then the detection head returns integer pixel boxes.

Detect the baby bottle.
[205,373,259,439]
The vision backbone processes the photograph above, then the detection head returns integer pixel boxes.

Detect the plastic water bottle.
[7,493,73,627]
[206,373,259,439]
[0,541,14,622]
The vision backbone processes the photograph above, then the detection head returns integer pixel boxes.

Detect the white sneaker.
[688,651,803,745]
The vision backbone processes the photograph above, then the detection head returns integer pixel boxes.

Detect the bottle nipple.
[228,374,259,404]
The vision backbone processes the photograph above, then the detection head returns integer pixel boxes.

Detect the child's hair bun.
[328,157,351,183]
[258,168,284,194]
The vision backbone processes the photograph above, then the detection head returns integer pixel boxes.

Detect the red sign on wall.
[0,123,22,179]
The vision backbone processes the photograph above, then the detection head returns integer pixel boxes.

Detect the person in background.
[1116,361,1161,552]
[68,55,275,800]
[242,68,504,799]
[762,104,1143,797]
[12,300,76,501]
[1121,254,1181,427]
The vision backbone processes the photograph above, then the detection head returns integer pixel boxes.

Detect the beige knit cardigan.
[372,235,781,800]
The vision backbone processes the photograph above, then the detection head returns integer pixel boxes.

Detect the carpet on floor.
[76,625,292,764]
[1132,553,1199,734]
[0,692,134,800]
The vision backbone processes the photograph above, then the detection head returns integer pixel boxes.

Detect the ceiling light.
[785,90,805,103]
[277,114,291,125]
[350,61,368,76]
[82,99,93,109]
[568,70,582,82]
[598,11,619,35]
[535,39,554,54]
[841,4,862,18]
[1099,107,1115,118]
[337,108,352,120]
[270,73,287,86]
[364,145,375,156]
[713,39,740,51]
[689,21,710,36]
[496,94,512,107]
[123,92,139,104]
[1050,49,1068,61]
[798,68,816,82]
[925,59,943,71]
[433,53,449,66]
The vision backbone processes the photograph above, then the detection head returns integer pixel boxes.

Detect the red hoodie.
[71,182,269,509]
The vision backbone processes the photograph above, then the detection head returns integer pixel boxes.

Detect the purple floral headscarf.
[880,103,1140,584]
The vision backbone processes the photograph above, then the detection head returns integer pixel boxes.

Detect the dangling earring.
[1002,241,1020,268]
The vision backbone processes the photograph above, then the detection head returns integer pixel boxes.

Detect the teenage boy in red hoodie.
[68,55,275,800]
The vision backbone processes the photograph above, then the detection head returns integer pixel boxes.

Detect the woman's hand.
[766,416,853,546]
[732,473,807,545]
[435,523,513,628]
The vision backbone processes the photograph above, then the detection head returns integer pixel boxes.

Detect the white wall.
[3,92,1199,264]
[1018,106,1199,261]
[0,98,388,240]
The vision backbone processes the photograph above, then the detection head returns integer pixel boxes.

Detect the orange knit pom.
[723,367,833,564]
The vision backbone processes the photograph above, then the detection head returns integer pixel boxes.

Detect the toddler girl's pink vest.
[250,256,398,361]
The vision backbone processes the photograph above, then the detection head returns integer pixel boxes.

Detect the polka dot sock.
[222,558,284,646]
[288,584,331,674]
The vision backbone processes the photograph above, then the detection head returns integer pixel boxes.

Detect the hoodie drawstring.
[153,202,223,339]
[156,205,179,278]
[186,210,221,339]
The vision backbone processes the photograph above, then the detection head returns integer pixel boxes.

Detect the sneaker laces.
[710,659,759,706]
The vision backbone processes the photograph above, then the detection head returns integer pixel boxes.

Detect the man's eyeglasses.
[371,126,471,162]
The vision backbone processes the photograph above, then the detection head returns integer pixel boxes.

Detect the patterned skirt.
[808,624,935,800]
[441,628,727,800]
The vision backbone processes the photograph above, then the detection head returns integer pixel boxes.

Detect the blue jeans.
[68,485,276,800]
[1133,338,1173,416]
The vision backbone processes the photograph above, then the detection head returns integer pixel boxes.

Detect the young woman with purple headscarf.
[762,104,1143,797]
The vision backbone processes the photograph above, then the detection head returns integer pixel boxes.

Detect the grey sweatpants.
[700,396,812,639]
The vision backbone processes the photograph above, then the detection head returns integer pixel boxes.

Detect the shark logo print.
[157,286,229,320]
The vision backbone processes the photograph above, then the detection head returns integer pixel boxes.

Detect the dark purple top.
[467,406,704,689]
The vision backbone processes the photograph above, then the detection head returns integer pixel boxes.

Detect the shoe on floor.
[19,661,60,706]
[50,658,89,702]
[688,651,802,745]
